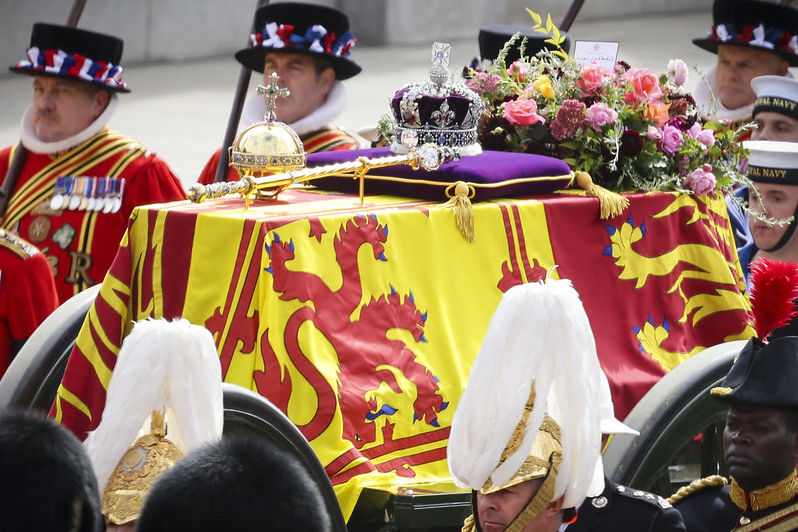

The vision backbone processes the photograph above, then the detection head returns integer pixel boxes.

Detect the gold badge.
[28,216,51,243]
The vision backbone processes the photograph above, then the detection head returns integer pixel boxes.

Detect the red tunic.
[0,229,59,377]
[197,127,359,184]
[0,128,186,303]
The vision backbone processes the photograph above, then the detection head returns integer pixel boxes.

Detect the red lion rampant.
[255,214,447,448]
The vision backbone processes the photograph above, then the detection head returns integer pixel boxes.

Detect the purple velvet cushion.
[306,147,572,200]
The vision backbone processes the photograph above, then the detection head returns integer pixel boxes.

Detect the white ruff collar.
[20,94,118,155]
[693,68,755,123]
[693,69,795,123]
[240,80,347,136]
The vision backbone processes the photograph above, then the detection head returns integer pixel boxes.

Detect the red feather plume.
[749,258,798,339]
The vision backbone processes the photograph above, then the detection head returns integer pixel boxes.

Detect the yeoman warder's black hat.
[693,0,798,67]
[234,2,361,80]
[9,23,130,92]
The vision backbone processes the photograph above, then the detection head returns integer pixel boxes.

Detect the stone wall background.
[1,0,712,71]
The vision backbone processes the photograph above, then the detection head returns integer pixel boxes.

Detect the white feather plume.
[84,318,224,494]
[447,277,603,508]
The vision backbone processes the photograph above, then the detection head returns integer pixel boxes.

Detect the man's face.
[752,112,798,142]
[32,76,107,143]
[723,405,798,491]
[715,45,788,111]
[476,478,561,532]
[262,52,334,125]
[748,182,798,252]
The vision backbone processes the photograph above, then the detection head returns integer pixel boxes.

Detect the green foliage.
[464,8,751,196]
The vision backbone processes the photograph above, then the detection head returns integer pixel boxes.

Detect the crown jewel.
[388,42,484,157]
[229,73,307,176]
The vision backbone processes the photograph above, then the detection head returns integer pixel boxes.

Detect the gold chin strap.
[460,513,477,532]
[504,454,561,532]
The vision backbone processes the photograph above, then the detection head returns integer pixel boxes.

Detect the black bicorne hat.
[478,25,571,64]
[693,0,798,67]
[234,2,361,80]
[712,337,798,407]
[9,23,130,92]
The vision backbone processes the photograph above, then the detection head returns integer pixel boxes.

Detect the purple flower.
[666,116,688,131]
[660,124,684,155]
[587,102,619,131]
[684,165,716,195]
[551,99,587,140]
[465,71,502,94]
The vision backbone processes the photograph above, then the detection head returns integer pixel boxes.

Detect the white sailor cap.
[752,76,798,120]
[743,140,798,185]
[598,369,639,436]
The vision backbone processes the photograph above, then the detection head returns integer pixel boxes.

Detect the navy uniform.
[565,477,685,532]
[672,333,798,531]
[673,474,798,531]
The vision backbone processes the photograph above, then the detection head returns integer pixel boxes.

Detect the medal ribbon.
[2,129,138,228]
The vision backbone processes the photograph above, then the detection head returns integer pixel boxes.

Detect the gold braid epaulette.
[667,475,728,505]
[0,229,40,259]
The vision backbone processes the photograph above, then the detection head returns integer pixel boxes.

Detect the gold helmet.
[101,411,182,525]
[447,275,605,530]
[84,318,224,526]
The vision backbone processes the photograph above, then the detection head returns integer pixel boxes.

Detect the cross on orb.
[256,72,290,122]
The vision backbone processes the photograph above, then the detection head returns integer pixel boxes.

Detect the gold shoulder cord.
[667,475,728,505]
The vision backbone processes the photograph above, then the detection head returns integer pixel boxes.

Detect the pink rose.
[577,63,613,95]
[659,124,684,155]
[646,125,663,140]
[666,59,688,87]
[684,165,716,195]
[622,67,663,104]
[685,123,702,139]
[696,129,716,147]
[587,102,618,131]
[684,122,716,149]
[503,98,546,126]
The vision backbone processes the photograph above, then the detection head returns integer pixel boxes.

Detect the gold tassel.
[443,181,475,242]
[574,171,629,219]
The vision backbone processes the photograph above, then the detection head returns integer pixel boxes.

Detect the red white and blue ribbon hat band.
[693,0,798,66]
[10,23,130,92]
[234,2,361,80]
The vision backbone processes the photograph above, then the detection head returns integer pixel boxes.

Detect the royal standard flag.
[52,188,752,520]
